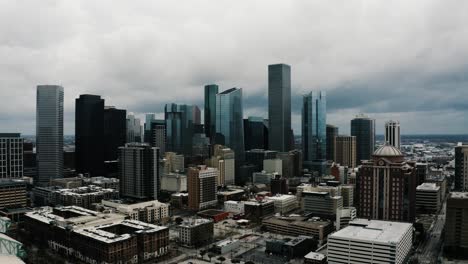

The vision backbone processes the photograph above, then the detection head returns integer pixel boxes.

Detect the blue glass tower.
[302,91,327,171]
[165,103,197,156]
[215,88,245,162]
[204,84,218,143]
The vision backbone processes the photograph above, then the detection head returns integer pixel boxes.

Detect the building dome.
[373,144,403,157]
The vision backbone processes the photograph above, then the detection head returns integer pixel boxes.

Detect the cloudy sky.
[1,0,467,135]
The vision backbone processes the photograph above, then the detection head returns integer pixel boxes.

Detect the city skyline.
[1,1,468,135]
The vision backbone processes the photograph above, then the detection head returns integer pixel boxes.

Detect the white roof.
[304,251,326,260]
[416,183,440,191]
[266,195,296,201]
[450,192,468,199]
[330,219,412,244]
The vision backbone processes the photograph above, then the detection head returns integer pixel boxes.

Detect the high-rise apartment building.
[36,85,64,185]
[385,120,401,149]
[103,106,127,161]
[119,143,161,200]
[0,133,23,178]
[326,125,339,161]
[351,114,375,164]
[358,145,417,222]
[302,91,327,172]
[187,166,218,210]
[334,136,356,168]
[455,144,468,191]
[268,64,292,152]
[126,113,142,143]
[244,116,267,151]
[75,94,105,176]
[215,88,245,162]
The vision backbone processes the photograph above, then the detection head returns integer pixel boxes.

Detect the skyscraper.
[351,114,375,164]
[455,144,468,191]
[119,143,161,200]
[0,133,23,178]
[144,113,156,143]
[165,103,197,156]
[326,124,339,161]
[268,64,292,152]
[36,85,64,186]
[334,136,357,168]
[215,88,245,162]
[187,165,218,210]
[75,94,105,176]
[244,116,266,151]
[385,120,401,149]
[127,113,142,143]
[103,106,127,161]
[204,84,219,142]
[302,91,327,171]
[149,119,166,155]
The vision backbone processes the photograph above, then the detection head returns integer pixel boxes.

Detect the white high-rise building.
[385,120,401,149]
[328,219,413,264]
[0,133,23,179]
[36,85,64,186]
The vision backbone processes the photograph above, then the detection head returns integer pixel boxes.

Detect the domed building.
[357,144,417,222]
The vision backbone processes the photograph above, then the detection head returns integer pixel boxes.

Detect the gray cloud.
[0,0,467,135]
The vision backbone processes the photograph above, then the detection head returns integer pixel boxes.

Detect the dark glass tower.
[165,103,196,156]
[244,116,266,151]
[204,84,219,143]
[75,95,105,176]
[302,91,327,171]
[326,124,339,161]
[103,106,127,161]
[351,115,376,164]
[268,64,292,152]
[216,88,245,162]
[36,85,64,186]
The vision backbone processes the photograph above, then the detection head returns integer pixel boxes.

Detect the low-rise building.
[224,200,244,215]
[265,195,298,214]
[99,200,170,223]
[416,183,441,214]
[244,200,275,222]
[328,219,413,264]
[178,218,214,247]
[303,191,343,220]
[161,172,187,192]
[266,236,317,260]
[262,216,334,243]
[82,177,119,190]
[43,185,119,209]
[253,171,277,184]
[170,193,188,209]
[197,209,229,223]
[336,207,357,230]
[217,188,245,202]
[213,239,240,254]
[304,252,327,264]
[0,179,27,209]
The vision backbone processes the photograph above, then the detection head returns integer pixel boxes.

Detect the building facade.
[126,113,142,143]
[204,84,219,143]
[187,166,218,210]
[445,192,468,258]
[334,136,356,168]
[455,144,468,191]
[351,114,375,164]
[244,116,267,151]
[385,120,401,149]
[0,134,23,179]
[36,85,64,185]
[326,125,339,161]
[103,106,127,161]
[302,91,327,169]
[178,218,214,247]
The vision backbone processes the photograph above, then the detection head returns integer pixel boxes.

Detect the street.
[416,200,447,264]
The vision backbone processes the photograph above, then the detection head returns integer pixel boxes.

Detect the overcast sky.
[1,0,467,135]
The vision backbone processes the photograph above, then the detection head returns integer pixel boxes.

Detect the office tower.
[126,113,142,143]
[245,149,277,172]
[244,116,266,150]
[207,145,235,186]
[119,143,161,200]
[358,144,417,222]
[334,136,357,168]
[192,133,210,158]
[415,183,441,215]
[351,114,375,164]
[103,106,127,161]
[165,103,197,156]
[238,164,256,185]
[326,125,339,161]
[215,88,245,162]
[36,85,64,185]
[187,166,218,210]
[385,120,401,149]
[445,192,468,258]
[0,133,23,178]
[75,94,105,176]
[455,144,468,191]
[328,219,413,264]
[144,113,156,143]
[278,152,294,178]
[289,149,303,177]
[302,91,327,173]
[268,63,292,152]
[192,105,201,125]
[149,119,166,155]
[204,84,219,142]
[271,176,288,195]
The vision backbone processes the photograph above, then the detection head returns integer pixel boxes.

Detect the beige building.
[101,200,170,223]
[207,145,235,186]
[187,166,218,210]
[334,136,356,168]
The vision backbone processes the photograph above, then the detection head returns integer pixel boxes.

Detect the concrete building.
[224,200,245,214]
[262,215,334,243]
[164,152,185,173]
[341,185,354,207]
[416,183,441,214]
[40,185,119,209]
[0,179,27,209]
[334,136,356,168]
[245,149,277,172]
[253,171,277,184]
[244,200,275,222]
[328,219,413,264]
[100,200,169,223]
[187,166,218,210]
[265,194,298,214]
[83,177,119,190]
[213,239,241,254]
[303,191,343,219]
[208,145,235,186]
[36,85,64,185]
[336,207,357,230]
[0,133,23,179]
[445,192,468,258]
[217,188,245,202]
[178,218,214,247]
[304,252,327,264]
[119,143,161,201]
[161,172,187,192]
[25,206,169,263]
[263,159,283,174]
[385,120,401,149]
[455,144,468,191]
[266,236,317,260]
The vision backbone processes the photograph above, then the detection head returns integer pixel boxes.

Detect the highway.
[416,200,446,264]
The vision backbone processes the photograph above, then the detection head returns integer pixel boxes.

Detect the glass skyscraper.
[302,91,327,169]
[215,88,245,162]
[36,85,64,186]
[351,114,376,164]
[268,64,292,152]
[244,116,266,151]
[165,103,197,156]
[204,84,219,143]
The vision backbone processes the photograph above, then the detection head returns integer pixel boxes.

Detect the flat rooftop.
[304,251,326,261]
[330,218,412,244]
[179,218,212,228]
[417,183,440,191]
[266,195,296,201]
[449,192,468,199]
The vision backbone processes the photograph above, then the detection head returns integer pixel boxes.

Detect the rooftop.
[449,192,468,199]
[373,144,403,157]
[266,194,296,201]
[179,218,212,228]
[417,183,440,191]
[304,251,326,261]
[330,218,412,244]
